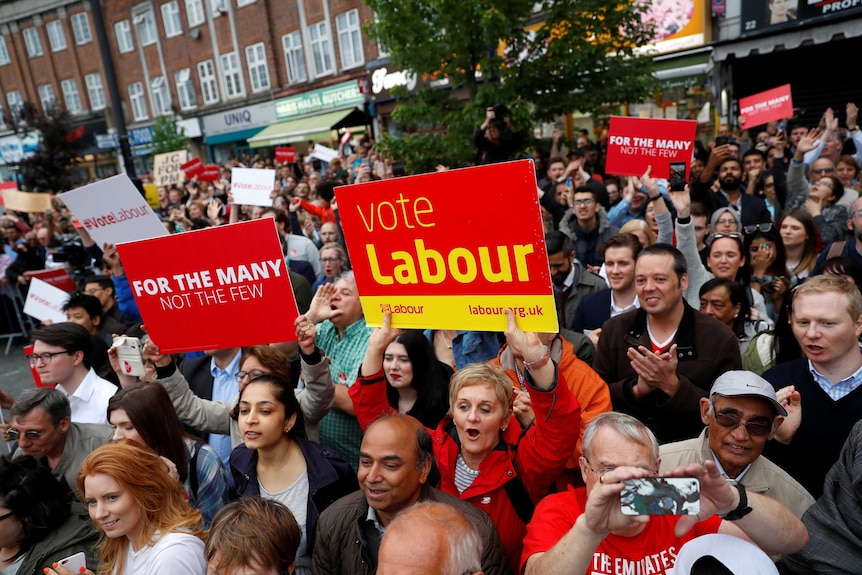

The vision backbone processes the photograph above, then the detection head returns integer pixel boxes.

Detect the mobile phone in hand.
[57,552,86,573]
[669,162,687,192]
[112,336,146,378]
[620,477,700,515]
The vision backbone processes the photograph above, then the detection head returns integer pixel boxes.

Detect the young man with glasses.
[659,371,813,518]
[521,412,809,575]
[29,323,116,425]
[9,387,111,491]
[559,186,620,270]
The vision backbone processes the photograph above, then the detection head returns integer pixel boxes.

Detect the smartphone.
[714,135,729,147]
[111,336,147,378]
[57,552,86,573]
[620,477,700,516]
[566,176,573,188]
[669,162,687,192]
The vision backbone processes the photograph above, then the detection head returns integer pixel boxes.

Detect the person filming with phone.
[521,412,808,575]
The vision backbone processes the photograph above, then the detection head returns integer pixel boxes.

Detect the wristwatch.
[720,483,753,521]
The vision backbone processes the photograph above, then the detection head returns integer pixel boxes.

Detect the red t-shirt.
[521,487,722,574]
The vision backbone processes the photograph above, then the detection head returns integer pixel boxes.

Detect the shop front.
[127,118,203,174]
[247,80,369,154]
[203,101,278,163]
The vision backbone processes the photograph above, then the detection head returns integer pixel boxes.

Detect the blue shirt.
[808,350,862,401]
[209,351,242,478]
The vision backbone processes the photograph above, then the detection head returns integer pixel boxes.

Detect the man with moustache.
[691,157,772,230]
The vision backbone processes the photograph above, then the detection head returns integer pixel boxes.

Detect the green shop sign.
[275,81,364,120]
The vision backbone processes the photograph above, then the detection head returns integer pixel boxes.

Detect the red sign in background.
[28,268,77,292]
[116,219,298,353]
[739,84,793,129]
[276,147,297,163]
[605,116,698,178]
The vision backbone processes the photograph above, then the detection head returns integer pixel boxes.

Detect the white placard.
[23,278,70,323]
[230,168,276,207]
[310,144,339,163]
[59,174,168,247]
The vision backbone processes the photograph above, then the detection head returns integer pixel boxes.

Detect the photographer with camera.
[475,104,524,165]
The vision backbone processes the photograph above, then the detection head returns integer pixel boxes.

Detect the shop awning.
[205,126,267,146]
[247,107,367,148]
[713,19,862,62]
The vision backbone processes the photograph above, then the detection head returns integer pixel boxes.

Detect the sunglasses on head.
[743,223,772,234]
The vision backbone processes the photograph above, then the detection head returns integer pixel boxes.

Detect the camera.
[112,336,147,377]
[493,103,509,120]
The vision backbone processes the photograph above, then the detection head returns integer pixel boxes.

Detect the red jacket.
[350,364,581,572]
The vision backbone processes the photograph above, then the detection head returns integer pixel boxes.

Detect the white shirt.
[285,234,323,279]
[115,532,206,575]
[57,368,116,425]
[610,292,639,318]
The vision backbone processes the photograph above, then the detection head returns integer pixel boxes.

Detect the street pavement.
[0,337,38,408]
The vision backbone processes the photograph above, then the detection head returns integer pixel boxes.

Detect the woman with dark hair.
[820,256,862,286]
[0,457,98,574]
[108,382,229,528]
[699,278,769,354]
[746,228,791,321]
[779,209,820,284]
[375,330,454,429]
[230,373,356,575]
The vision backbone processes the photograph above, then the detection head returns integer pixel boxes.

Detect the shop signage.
[202,102,277,138]
[742,0,862,34]
[370,67,418,99]
[275,80,364,120]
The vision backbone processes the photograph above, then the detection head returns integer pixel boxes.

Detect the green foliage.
[13,102,87,193]
[366,0,659,172]
[150,115,187,156]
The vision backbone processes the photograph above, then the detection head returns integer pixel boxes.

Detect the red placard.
[116,219,299,353]
[181,157,204,179]
[28,268,78,292]
[23,345,50,387]
[739,84,793,129]
[199,165,220,182]
[275,147,297,164]
[336,159,558,331]
[604,117,698,178]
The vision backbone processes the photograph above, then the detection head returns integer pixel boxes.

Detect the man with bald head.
[378,502,485,575]
[312,414,509,575]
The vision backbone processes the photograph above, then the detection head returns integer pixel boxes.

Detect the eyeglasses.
[84,287,103,295]
[811,167,834,174]
[710,232,743,241]
[713,411,772,437]
[583,457,657,477]
[320,257,340,263]
[853,209,862,219]
[6,428,47,441]
[572,199,595,207]
[26,351,72,367]
[743,223,772,234]
[235,369,267,382]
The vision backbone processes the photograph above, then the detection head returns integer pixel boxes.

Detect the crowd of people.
[0,106,861,574]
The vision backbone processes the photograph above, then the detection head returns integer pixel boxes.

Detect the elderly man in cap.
[659,371,813,519]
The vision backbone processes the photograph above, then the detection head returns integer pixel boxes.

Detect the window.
[185,0,205,27]
[23,27,43,57]
[151,77,171,115]
[0,102,6,130]
[38,84,55,114]
[245,43,270,93]
[115,20,134,53]
[336,10,363,69]
[61,79,82,114]
[134,11,157,46]
[174,69,196,110]
[209,0,227,17]
[220,51,244,98]
[237,0,255,6]
[197,59,219,104]
[129,82,148,121]
[46,20,67,52]
[7,91,22,122]
[282,31,307,84]
[0,36,10,66]
[161,2,183,37]
[85,73,106,110]
[309,21,333,76]
[71,13,92,45]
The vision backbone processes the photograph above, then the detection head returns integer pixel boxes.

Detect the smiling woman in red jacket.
[351,309,581,571]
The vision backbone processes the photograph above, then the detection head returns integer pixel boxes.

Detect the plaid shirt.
[315,317,373,472]
[809,353,862,401]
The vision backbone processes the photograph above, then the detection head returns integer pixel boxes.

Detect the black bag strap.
[189,439,204,499]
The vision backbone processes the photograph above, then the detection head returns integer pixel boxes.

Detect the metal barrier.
[0,288,32,355]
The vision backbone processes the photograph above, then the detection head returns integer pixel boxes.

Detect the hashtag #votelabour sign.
[116,219,299,353]
[604,117,698,178]
[337,159,558,332]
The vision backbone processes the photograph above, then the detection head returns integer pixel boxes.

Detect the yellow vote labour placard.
[337,159,557,332]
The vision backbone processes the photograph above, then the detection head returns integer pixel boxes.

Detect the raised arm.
[293,315,335,426]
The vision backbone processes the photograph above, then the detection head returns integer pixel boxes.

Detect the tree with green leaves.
[150,115,187,156]
[12,102,88,193]
[366,0,658,173]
